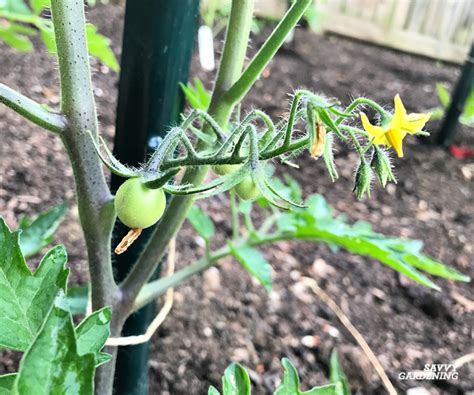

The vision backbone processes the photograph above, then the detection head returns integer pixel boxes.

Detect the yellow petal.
[360,112,385,144]
[401,112,431,134]
[392,94,407,129]
[385,129,404,157]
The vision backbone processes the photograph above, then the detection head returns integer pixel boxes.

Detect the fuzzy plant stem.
[120,0,312,311]
[120,0,256,307]
[0,82,67,133]
[50,1,118,393]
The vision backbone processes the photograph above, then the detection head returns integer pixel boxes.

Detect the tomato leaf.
[0,373,16,395]
[1,0,31,14]
[275,358,337,395]
[279,194,469,289]
[31,0,51,15]
[0,25,33,52]
[76,306,112,366]
[14,295,96,395]
[208,386,221,395]
[187,205,215,240]
[86,23,119,72]
[223,363,251,395]
[0,218,69,351]
[329,350,351,395]
[18,202,67,258]
[66,285,89,315]
[230,245,272,290]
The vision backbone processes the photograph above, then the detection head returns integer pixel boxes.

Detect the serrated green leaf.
[31,0,50,15]
[38,25,56,53]
[0,26,33,51]
[275,358,337,395]
[275,358,300,394]
[208,386,221,395]
[66,285,89,315]
[193,78,211,109]
[0,373,16,395]
[96,352,112,367]
[76,306,111,365]
[86,24,119,72]
[180,78,210,110]
[230,245,272,290]
[223,363,251,395]
[329,350,350,395]
[14,296,96,395]
[285,194,469,289]
[19,202,67,258]
[0,219,69,351]
[180,83,205,110]
[187,205,215,240]
[1,0,30,14]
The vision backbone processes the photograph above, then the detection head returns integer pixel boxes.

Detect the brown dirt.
[0,4,472,395]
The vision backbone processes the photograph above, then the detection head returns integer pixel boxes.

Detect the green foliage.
[187,205,215,240]
[329,350,350,395]
[275,358,336,395]
[18,202,67,258]
[210,356,347,394]
[223,363,251,395]
[85,23,119,72]
[0,374,16,395]
[230,244,272,290]
[75,306,112,367]
[0,0,119,71]
[0,214,111,393]
[180,78,211,111]
[13,296,97,395]
[66,285,89,315]
[0,218,69,351]
[431,83,474,127]
[274,193,469,289]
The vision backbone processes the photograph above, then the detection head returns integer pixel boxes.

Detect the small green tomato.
[235,176,260,200]
[212,164,241,176]
[115,178,166,229]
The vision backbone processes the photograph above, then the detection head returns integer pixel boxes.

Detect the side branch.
[0,83,67,133]
[224,0,312,104]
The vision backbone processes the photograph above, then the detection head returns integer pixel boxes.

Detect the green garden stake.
[111,1,199,394]
[438,43,474,146]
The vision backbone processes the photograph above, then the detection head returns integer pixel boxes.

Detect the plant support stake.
[111,1,199,394]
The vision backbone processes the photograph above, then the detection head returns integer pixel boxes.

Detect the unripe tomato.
[235,176,260,200]
[115,178,166,229]
[212,164,240,176]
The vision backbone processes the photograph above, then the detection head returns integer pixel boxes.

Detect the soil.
[0,4,473,395]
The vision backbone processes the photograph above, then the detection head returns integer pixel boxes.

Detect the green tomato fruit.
[235,176,260,200]
[115,178,166,229]
[212,164,241,176]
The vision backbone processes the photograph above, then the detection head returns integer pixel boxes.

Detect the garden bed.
[0,4,472,394]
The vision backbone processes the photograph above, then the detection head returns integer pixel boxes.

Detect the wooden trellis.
[319,0,474,64]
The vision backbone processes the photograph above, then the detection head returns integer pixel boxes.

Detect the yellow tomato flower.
[360,95,431,157]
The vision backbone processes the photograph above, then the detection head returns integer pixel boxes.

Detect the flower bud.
[353,161,372,199]
[310,121,326,158]
[323,132,338,181]
[371,147,396,187]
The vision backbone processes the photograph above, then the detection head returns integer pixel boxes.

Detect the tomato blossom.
[360,94,431,157]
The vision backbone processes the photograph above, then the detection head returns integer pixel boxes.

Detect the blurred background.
[0,0,472,394]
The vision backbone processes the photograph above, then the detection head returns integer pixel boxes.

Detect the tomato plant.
[0,0,469,394]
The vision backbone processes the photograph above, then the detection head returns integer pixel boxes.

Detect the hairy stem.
[120,0,256,307]
[0,83,67,133]
[133,233,284,310]
[50,1,118,393]
[224,0,312,104]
